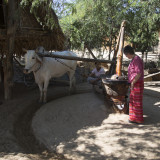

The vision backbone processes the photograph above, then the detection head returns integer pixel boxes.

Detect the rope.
[55,58,75,71]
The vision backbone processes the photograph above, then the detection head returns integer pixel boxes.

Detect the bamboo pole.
[37,51,116,64]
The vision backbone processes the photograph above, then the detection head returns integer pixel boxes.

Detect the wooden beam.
[116,20,126,76]
[4,0,17,100]
[144,71,160,82]
[108,20,126,75]
[37,51,116,64]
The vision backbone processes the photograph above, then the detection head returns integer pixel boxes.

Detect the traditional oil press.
[102,20,130,113]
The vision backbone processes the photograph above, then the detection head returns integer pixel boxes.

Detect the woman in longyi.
[124,45,144,124]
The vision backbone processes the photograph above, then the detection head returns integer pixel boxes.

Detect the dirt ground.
[0,82,71,160]
[0,82,160,160]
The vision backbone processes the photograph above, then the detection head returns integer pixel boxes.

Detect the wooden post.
[4,0,16,99]
[116,20,126,76]
[108,21,124,75]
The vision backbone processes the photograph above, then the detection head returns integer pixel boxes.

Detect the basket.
[102,78,130,97]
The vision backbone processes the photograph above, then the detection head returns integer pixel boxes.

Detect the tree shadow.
[33,86,160,160]
[143,87,160,125]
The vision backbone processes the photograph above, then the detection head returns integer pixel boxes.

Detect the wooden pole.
[116,20,126,76]
[37,51,116,64]
[4,0,16,99]
[108,21,125,75]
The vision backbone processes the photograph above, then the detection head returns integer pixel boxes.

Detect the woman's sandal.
[128,120,143,124]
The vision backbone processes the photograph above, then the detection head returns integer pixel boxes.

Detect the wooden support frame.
[4,0,17,100]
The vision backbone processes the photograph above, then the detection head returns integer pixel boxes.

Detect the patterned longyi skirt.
[129,81,144,123]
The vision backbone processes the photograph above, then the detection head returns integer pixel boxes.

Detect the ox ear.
[36,54,42,63]
[22,48,27,52]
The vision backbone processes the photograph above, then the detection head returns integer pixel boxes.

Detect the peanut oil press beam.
[116,20,126,76]
[108,20,126,75]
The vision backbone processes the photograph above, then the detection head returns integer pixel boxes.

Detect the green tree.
[124,0,159,59]
[21,0,160,60]
[60,0,127,58]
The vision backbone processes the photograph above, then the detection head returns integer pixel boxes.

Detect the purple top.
[128,55,144,83]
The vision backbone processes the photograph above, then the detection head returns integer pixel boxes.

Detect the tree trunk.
[142,51,144,59]
[84,43,97,59]
[4,0,16,100]
[108,36,112,60]
[145,52,148,63]
[108,45,111,60]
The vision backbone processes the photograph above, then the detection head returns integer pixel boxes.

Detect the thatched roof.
[0,0,66,56]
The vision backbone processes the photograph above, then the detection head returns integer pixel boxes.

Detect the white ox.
[23,48,77,103]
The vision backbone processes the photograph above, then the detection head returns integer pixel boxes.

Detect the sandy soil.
[32,84,160,160]
[0,82,160,160]
[0,82,71,160]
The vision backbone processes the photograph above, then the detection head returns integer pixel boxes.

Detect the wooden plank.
[144,71,160,82]
[144,77,153,82]
[38,52,116,64]
[144,71,160,78]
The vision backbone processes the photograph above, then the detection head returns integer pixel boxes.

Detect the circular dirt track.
[0,82,73,160]
[32,85,160,160]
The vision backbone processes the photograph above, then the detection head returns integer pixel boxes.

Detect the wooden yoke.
[116,20,126,76]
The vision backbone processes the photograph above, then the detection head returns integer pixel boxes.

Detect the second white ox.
[23,49,77,103]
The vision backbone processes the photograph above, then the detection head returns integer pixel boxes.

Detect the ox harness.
[34,63,41,73]
[55,58,75,71]
[30,57,75,73]
[30,62,41,73]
